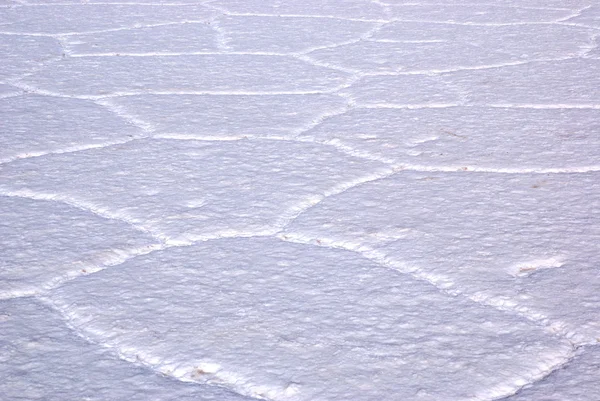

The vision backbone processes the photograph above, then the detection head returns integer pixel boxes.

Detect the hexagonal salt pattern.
[0,138,389,244]
[0,195,158,299]
[0,298,251,401]
[108,94,348,138]
[299,107,600,170]
[2,1,599,400]
[0,94,144,163]
[19,55,350,97]
[46,237,572,401]
[308,24,594,74]
[283,171,600,344]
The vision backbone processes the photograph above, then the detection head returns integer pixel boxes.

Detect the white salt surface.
[20,55,349,96]
[0,298,252,401]
[0,195,157,299]
[63,23,219,55]
[509,346,600,401]
[299,107,600,169]
[282,171,600,344]
[1,1,599,400]
[0,5,216,34]
[46,237,572,400]
[109,94,348,137]
[0,94,144,162]
[0,138,388,244]
[0,35,62,81]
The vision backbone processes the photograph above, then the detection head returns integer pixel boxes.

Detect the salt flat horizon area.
[1,1,599,400]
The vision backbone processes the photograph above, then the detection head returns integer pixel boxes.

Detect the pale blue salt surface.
[0,138,389,244]
[310,24,594,74]
[282,171,600,344]
[509,346,600,401]
[0,35,62,81]
[0,195,157,299]
[46,237,572,400]
[0,94,144,163]
[64,23,219,55]
[299,107,600,170]
[1,1,599,400]
[0,298,252,401]
[19,54,350,96]
[108,94,348,138]
[0,4,216,35]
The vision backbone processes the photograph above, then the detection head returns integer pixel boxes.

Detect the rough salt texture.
[508,346,600,401]
[0,5,216,35]
[0,35,62,81]
[108,94,348,138]
[47,237,572,401]
[20,55,350,96]
[299,107,600,170]
[0,195,158,299]
[0,138,388,244]
[282,171,600,344]
[0,94,144,163]
[0,298,252,401]
[2,1,599,400]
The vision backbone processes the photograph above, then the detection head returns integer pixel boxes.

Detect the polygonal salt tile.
[212,0,387,20]
[0,5,216,34]
[0,35,62,81]
[0,298,250,401]
[339,75,462,105]
[47,237,572,401]
[308,40,507,74]
[510,346,600,401]
[109,94,348,138]
[372,23,593,62]
[0,196,158,299]
[0,94,144,163]
[21,55,349,96]
[283,171,600,343]
[65,22,218,55]
[0,138,388,243]
[448,58,600,105]
[505,262,600,344]
[299,107,600,170]
[219,15,376,53]
[385,4,573,23]
[370,20,472,42]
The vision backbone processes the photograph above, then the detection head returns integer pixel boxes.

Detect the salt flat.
[1,1,599,400]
